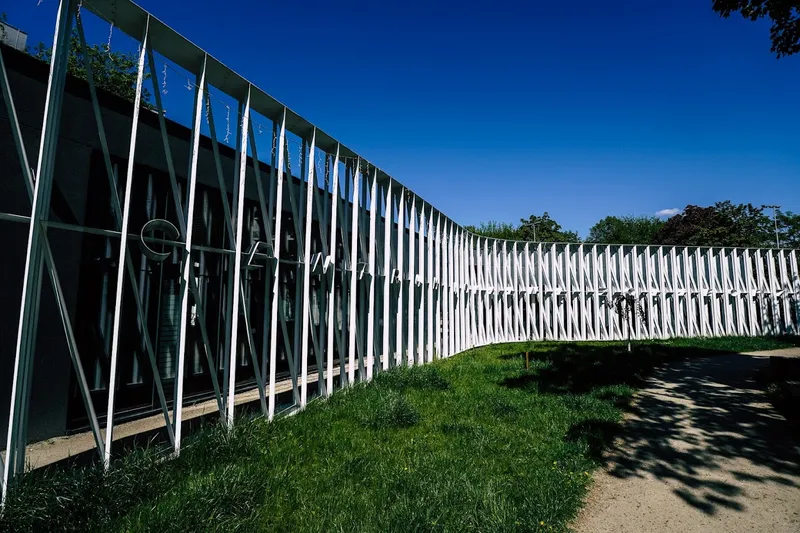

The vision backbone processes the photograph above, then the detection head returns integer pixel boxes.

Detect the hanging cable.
[223,105,231,144]
[106,22,113,57]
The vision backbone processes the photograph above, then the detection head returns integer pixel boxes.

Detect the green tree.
[29,30,151,105]
[464,221,522,240]
[586,215,664,245]
[776,210,800,248]
[465,213,579,243]
[518,213,580,243]
[653,201,773,247]
[713,0,800,57]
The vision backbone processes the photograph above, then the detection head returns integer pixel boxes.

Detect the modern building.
[0,43,344,444]
[1,0,797,500]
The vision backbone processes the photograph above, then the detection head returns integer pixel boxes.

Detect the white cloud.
[655,208,681,218]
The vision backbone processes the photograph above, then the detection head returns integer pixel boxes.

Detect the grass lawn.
[2,336,798,532]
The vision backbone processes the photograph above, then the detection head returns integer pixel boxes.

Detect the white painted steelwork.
[0,0,798,504]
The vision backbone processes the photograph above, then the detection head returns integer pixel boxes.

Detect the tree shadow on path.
[602,353,800,515]
[500,342,800,517]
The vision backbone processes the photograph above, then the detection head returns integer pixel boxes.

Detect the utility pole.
[762,204,780,248]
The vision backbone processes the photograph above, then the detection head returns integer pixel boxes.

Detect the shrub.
[362,391,421,430]
[375,365,450,392]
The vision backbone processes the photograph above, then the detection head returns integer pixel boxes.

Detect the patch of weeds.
[375,365,450,392]
[565,419,622,461]
[0,446,171,533]
[362,391,421,429]
[440,421,474,435]
[591,384,635,409]
[120,462,270,531]
[486,396,521,420]
[560,394,604,413]
[499,371,540,393]
[439,421,493,451]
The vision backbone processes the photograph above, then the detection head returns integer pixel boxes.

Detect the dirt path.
[574,351,800,533]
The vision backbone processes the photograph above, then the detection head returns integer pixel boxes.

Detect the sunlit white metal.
[767,250,780,335]
[457,225,463,351]
[173,55,207,452]
[366,169,378,380]
[382,180,393,370]
[347,160,361,382]
[458,229,466,350]
[225,87,251,425]
[2,0,77,499]
[299,129,317,406]
[326,145,341,393]
[447,221,455,355]
[435,213,442,358]
[1,12,108,488]
[417,205,425,365]
[486,238,494,343]
[407,196,416,366]
[427,208,434,361]
[396,188,406,366]
[791,250,800,335]
[440,220,449,356]
[104,17,149,468]
[267,110,288,420]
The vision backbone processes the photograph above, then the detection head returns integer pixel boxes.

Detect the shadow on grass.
[500,342,763,395]
[499,338,800,518]
[565,419,622,461]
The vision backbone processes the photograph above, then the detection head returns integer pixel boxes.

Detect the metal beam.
[104,16,151,469]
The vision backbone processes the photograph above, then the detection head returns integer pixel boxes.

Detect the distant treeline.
[464,202,799,249]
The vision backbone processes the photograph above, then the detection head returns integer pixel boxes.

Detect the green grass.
[2,336,798,532]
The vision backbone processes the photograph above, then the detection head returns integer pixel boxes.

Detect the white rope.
[106,22,113,57]
[297,142,303,173]
[224,105,231,144]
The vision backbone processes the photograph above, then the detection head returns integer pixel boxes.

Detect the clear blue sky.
[6,0,799,237]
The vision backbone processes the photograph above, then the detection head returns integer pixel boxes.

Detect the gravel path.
[574,351,800,533]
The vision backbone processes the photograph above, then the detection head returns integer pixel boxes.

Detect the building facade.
[1,0,798,501]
